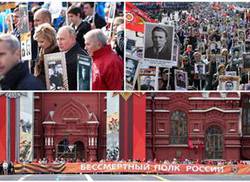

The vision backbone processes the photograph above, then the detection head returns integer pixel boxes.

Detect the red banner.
[126,2,157,33]
[14,162,250,175]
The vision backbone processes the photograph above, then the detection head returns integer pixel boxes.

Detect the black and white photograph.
[238,29,245,41]
[225,71,237,76]
[144,23,174,67]
[245,40,250,53]
[126,39,136,53]
[218,76,240,91]
[20,32,32,61]
[131,47,143,58]
[243,53,250,72]
[44,52,68,90]
[175,70,187,90]
[246,28,250,40]
[194,63,205,75]
[139,68,156,90]
[158,67,170,90]
[126,55,140,90]
[77,54,92,90]
[209,41,221,54]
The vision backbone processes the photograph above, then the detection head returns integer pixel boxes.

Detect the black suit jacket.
[0,62,45,90]
[65,43,88,90]
[145,45,172,60]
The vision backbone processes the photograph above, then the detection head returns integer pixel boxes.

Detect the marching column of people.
[0,2,124,90]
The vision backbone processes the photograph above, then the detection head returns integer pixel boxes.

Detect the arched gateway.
[42,98,99,162]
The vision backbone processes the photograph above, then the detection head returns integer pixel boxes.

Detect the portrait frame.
[158,67,170,90]
[194,63,205,75]
[174,69,188,90]
[238,29,245,41]
[44,52,68,90]
[77,54,92,91]
[218,75,240,91]
[143,22,175,68]
[139,67,157,91]
[243,53,250,72]
[225,71,237,76]
[209,41,221,54]
[126,55,141,90]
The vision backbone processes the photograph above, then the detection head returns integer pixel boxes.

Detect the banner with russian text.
[14,162,250,175]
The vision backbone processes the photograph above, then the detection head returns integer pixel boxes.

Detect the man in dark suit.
[57,26,88,90]
[145,26,172,60]
[83,2,106,29]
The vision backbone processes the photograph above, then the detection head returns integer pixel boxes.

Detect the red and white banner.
[14,162,250,175]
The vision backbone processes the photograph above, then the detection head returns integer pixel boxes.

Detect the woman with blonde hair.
[33,23,59,86]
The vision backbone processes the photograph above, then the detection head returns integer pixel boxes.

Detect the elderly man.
[84,29,123,90]
[34,8,52,27]
[57,26,88,90]
[0,34,44,90]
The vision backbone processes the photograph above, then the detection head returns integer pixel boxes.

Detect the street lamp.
[150,92,156,160]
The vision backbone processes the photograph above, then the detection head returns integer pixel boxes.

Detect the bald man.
[34,8,52,27]
[57,26,88,90]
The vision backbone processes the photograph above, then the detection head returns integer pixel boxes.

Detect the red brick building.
[0,92,249,162]
[145,92,241,161]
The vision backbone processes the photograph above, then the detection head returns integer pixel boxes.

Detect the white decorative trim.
[189,97,240,101]
[189,107,240,113]
[146,109,170,113]
[146,96,170,100]
[34,109,40,112]
[63,118,79,121]
[87,121,99,124]
[42,121,56,124]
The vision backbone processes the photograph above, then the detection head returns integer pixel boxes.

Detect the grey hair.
[0,33,20,52]
[84,29,107,46]
[58,26,76,38]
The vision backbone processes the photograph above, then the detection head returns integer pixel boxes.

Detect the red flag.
[126,2,157,33]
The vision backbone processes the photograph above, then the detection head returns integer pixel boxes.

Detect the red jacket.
[92,45,123,90]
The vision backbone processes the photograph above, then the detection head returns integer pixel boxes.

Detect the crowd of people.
[126,2,250,91]
[0,2,124,90]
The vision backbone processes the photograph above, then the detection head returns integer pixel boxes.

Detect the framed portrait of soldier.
[126,39,136,53]
[246,28,250,40]
[194,63,205,75]
[158,67,170,90]
[139,68,157,90]
[209,41,221,54]
[126,55,141,90]
[245,40,250,53]
[77,54,92,90]
[174,70,188,90]
[243,53,250,72]
[238,29,245,41]
[44,52,68,90]
[144,23,175,68]
[218,76,240,91]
